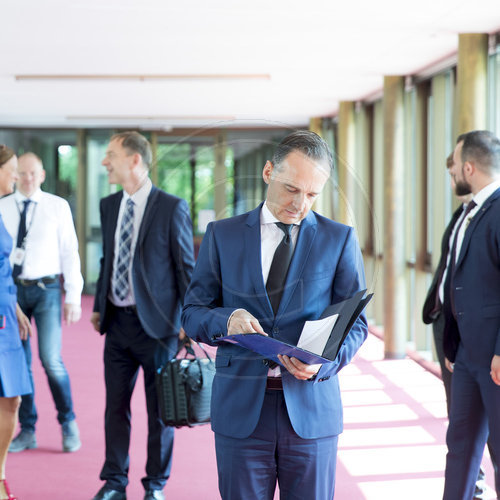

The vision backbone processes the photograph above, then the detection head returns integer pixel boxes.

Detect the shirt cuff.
[64,290,82,305]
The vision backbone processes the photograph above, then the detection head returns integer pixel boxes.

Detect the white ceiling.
[1,0,500,130]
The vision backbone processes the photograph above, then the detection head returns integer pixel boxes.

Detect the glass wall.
[84,130,116,293]
[488,43,500,135]
[0,129,78,208]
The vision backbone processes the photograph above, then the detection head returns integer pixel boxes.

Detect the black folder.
[215,290,373,366]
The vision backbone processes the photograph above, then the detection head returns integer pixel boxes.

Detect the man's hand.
[491,355,500,385]
[179,327,187,341]
[90,312,101,333]
[445,358,454,373]
[227,309,266,336]
[64,303,82,325]
[278,355,321,381]
[16,303,32,340]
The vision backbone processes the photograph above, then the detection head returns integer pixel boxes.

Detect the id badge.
[13,247,25,266]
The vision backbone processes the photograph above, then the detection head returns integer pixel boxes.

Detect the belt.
[266,377,283,390]
[113,304,138,315]
[14,275,60,287]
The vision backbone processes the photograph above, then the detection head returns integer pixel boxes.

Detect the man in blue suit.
[423,152,497,498]
[443,130,500,500]
[182,131,368,499]
[90,132,195,500]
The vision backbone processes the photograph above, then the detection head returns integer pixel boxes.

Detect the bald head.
[17,152,45,197]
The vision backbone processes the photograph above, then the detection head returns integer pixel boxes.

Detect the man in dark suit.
[90,131,195,500]
[423,152,497,498]
[423,152,469,407]
[182,131,368,499]
[443,130,500,500]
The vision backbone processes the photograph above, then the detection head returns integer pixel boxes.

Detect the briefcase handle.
[177,337,213,361]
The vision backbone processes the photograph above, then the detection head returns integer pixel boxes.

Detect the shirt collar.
[123,177,152,208]
[261,202,302,226]
[472,179,500,209]
[14,188,42,204]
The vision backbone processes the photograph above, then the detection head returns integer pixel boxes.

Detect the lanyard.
[16,199,37,248]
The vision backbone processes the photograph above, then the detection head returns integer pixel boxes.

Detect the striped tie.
[113,198,135,300]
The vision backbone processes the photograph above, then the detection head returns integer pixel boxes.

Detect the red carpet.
[6,296,497,499]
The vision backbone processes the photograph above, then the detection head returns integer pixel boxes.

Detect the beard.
[455,179,472,196]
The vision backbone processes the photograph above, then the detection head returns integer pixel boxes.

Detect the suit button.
[273,328,279,334]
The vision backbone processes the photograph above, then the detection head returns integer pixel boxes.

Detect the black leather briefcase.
[156,341,215,428]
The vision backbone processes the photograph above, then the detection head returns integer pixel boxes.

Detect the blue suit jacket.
[93,186,195,340]
[451,188,500,365]
[181,204,368,439]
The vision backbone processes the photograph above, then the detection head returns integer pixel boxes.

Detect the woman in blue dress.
[0,145,32,500]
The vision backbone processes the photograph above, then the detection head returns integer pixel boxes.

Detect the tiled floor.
[336,334,496,499]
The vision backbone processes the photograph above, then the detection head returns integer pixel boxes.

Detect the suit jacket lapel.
[137,186,159,247]
[456,189,500,271]
[244,204,272,315]
[275,210,317,318]
[107,192,122,256]
[435,206,463,279]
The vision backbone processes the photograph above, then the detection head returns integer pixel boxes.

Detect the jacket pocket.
[215,355,231,368]
[302,270,332,282]
[482,304,500,318]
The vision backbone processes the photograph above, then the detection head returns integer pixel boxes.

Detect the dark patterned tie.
[113,198,135,300]
[266,222,294,315]
[12,199,32,279]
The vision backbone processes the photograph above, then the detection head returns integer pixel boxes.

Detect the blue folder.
[215,290,373,366]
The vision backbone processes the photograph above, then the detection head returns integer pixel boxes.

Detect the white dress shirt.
[109,177,152,307]
[0,188,83,304]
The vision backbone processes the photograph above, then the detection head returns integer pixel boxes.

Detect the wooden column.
[76,129,87,288]
[383,76,406,359]
[457,33,488,134]
[214,131,227,220]
[338,101,356,226]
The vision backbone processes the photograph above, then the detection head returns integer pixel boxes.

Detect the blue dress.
[0,213,31,397]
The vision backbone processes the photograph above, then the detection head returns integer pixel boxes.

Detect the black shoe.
[144,490,164,500]
[92,485,127,500]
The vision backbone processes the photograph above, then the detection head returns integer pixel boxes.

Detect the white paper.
[297,314,339,355]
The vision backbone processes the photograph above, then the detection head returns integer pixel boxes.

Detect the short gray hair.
[271,130,333,173]
[111,131,152,170]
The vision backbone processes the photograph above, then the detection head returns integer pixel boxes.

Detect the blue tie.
[113,198,135,300]
[12,199,32,279]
